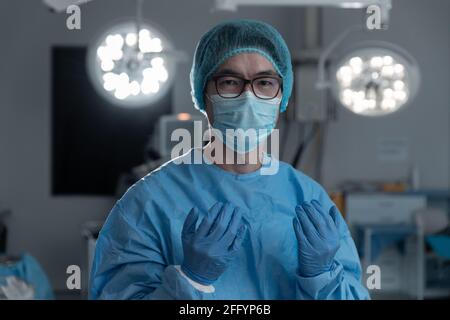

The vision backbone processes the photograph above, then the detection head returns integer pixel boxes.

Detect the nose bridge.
[243,80,252,93]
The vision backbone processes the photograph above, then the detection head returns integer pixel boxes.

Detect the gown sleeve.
[295,182,370,300]
[89,182,216,300]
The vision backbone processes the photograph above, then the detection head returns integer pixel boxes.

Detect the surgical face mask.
[207,91,280,154]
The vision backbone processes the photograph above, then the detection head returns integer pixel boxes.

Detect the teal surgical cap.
[190,19,293,113]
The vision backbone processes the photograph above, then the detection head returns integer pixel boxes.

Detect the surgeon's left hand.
[293,200,341,277]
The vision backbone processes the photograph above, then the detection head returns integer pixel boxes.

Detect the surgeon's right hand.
[181,202,247,286]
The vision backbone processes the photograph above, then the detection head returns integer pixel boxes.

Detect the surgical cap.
[190,19,294,113]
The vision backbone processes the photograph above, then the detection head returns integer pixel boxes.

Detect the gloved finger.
[296,205,319,241]
[293,217,311,249]
[301,202,326,233]
[329,206,342,230]
[197,202,223,237]
[311,200,335,228]
[230,224,247,252]
[208,202,234,237]
[182,207,199,238]
[221,206,243,242]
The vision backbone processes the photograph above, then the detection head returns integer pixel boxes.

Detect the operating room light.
[87,21,175,107]
[332,45,420,116]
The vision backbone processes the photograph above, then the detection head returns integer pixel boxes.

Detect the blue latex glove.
[293,200,341,277]
[181,202,247,285]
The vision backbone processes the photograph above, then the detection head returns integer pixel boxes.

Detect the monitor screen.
[51,46,171,196]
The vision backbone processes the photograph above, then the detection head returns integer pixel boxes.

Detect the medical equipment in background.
[44,0,185,107]
[214,0,391,24]
[416,208,449,236]
[299,29,420,177]
[81,221,103,299]
[282,8,329,181]
[316,29,421,116]
[87,21,174,106]
[114,113,207,197]
[151,113,207,159]
[332,45,419,116]
[346,193,426,299]
[86,0,186,107]
[43,0,94,12]
[416,208,450,297]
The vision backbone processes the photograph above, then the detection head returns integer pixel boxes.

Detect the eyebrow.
[214,68,279,77]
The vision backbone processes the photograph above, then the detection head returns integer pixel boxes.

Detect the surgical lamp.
[316,25,420,116]
[331,42,420,116]
[86,0,185,107]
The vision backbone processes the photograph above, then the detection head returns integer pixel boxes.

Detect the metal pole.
[136,0,144,50]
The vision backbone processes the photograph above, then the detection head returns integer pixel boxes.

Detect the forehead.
[214,53,278,76]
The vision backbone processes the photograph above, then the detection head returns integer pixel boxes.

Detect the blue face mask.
[207,91,280,154]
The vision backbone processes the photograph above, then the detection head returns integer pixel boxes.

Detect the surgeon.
[90,19,370,300]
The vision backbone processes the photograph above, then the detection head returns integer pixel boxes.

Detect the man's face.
[203,53,282,124]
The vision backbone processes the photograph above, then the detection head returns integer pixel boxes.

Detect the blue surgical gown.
[90,149,369,300]
[0,253,54,300]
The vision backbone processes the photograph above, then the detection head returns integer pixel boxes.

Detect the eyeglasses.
[211,74,282,100]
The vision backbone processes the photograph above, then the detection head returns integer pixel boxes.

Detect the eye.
[217,76,242,88]
[222,79,239,86]
[256,78,276,87]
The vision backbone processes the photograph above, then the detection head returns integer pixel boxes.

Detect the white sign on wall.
[377,138,409,162]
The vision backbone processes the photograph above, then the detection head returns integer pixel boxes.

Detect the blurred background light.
[332,43,420,116]
[87,21,176,108]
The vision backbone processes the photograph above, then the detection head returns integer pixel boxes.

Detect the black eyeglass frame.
[210,74,283,100]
